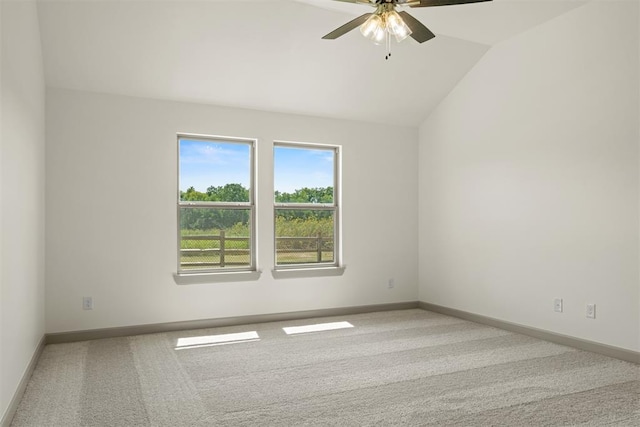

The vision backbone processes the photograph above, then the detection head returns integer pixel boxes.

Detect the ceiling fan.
[322,0,492,59]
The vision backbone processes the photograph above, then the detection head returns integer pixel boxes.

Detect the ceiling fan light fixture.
[359,14,383,40]
[386,10,412,42]
[359,7,412,46]
[372,26,386,44]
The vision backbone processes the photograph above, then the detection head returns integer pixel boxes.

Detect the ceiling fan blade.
[329,0,373,3]
[322,13,373,40]
[410,0,492,7]
[398,11,435,43]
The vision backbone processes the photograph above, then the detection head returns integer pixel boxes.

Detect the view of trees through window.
[274,144,338,266]
[179,184,336,266]
[178,137,339,272]
[178,137,254,271]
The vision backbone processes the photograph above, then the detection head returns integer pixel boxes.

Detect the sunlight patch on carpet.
[283,321,354,335]
[175,331,260,350]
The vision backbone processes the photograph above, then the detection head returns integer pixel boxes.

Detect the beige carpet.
[11,309,640,426]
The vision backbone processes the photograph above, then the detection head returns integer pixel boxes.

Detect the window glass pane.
[180,207,251,270]
[275,209,334,265]
[274,146,334,204]
[179,139,250,202]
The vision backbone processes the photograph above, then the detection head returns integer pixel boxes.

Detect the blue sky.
[179,139,334,194]
[179,139,250,192]
[274,145,334,193]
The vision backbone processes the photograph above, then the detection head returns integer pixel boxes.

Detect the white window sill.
[271,265,346,279]
[174,270,262,285]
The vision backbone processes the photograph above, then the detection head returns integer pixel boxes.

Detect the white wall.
[0,0,46,420]
[419,0,639,351]
[45,88,418,333]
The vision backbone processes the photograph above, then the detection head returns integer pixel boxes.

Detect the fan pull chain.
[385,31,392,60]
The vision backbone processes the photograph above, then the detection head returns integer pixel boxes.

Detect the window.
[178,135,255,273]
[274,142,340,268]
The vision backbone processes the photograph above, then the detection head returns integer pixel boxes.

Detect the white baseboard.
[46,301,420,344]
[1,336,46,427]
[419,301,639,365]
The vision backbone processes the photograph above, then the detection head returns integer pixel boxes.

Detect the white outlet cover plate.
[586,304,596,319]
[554,298,563,313]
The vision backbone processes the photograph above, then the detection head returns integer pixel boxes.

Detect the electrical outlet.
[83,297,93,310]
[554,298,563,313]
[388,278,395,289]
[586,303,596,319]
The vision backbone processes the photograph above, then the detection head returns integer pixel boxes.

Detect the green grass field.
[180,230,334,268]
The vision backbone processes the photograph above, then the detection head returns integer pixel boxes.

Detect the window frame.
[177,133,257,275]
[273,141,341,270]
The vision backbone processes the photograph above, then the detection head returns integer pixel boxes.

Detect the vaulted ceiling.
[37,0,586,126]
